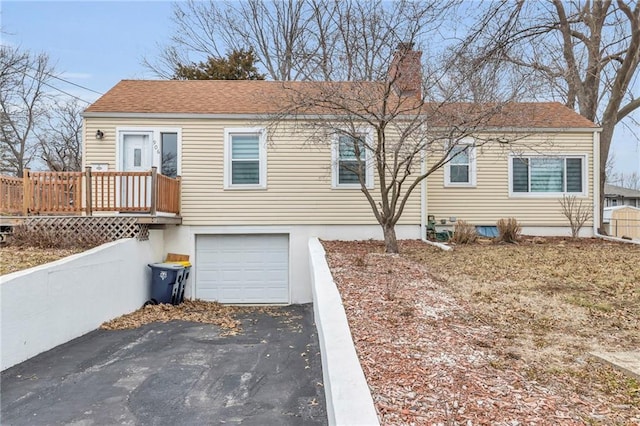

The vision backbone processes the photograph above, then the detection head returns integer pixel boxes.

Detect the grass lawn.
[407,237,639,351]
[324,237,640,425]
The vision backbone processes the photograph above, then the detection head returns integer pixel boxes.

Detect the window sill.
[444,183,477,188]
[223,185,268,191]
[331,184,373,190]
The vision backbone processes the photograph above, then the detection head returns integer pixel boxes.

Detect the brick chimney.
[388,42,422,99]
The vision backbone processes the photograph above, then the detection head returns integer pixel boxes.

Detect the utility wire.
[20,61,105,96]
[45,71,104,96]
[20,70,93,104]
[39,79,93,104]
[8,62,103,103]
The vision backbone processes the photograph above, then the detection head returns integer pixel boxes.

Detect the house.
[604,183,640,207]
[80,48,600,305]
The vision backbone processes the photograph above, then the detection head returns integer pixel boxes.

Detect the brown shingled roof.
[85,80,597,129]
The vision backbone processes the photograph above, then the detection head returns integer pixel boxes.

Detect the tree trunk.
[383,223,399,254]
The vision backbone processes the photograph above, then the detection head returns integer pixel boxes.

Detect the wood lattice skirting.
[24,216,150,241]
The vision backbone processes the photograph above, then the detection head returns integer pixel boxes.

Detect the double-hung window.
[444,140,476,187]
[224,128,267,189]
[332,131,374,189]
[510,155,585,196]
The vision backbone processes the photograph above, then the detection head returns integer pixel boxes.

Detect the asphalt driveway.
[1,304,327,425]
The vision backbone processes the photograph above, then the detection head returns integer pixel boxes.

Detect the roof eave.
[82,111,601,132]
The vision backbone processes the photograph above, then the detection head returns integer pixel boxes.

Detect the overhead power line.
[45,71,104,96]
[20,70,93,104]
[8,62,104,104]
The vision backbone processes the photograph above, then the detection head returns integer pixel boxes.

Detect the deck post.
[85,166,93,216]
[176,175,182,215]
[22,169,30,216]
[150,167,157,216]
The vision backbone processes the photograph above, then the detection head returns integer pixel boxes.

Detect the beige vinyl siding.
[427,132,595,227]
[84,117,421,226]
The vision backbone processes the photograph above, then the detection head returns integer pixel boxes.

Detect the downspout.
[592,130,600,237]
[420,148,427,241]
[591,129,639,244]
[420,145,452,251]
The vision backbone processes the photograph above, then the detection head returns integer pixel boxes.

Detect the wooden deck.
[0,167,181,225]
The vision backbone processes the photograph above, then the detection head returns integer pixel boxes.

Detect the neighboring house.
[81,48,600,305]
[604,183,640,207]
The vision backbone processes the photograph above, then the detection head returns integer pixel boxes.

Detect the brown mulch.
[323,239,640,425]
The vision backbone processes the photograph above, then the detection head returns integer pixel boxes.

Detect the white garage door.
[195,234,289,303]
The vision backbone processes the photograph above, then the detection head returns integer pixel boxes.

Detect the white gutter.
[591,130,639,245]
[420,148,427,241]
[420,146,452,251]
[81,112,602,134]
[593,130,600,237]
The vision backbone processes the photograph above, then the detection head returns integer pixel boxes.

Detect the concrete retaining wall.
[1,231,164,371]
[308,237,379,425]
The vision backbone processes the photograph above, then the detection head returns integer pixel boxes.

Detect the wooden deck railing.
[0,167,181,216]
[28,171,84,214]
[0,175,24,215]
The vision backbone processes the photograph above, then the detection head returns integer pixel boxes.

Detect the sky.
[2,0,639,177]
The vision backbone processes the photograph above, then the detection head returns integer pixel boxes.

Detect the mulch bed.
[323,239,640,425]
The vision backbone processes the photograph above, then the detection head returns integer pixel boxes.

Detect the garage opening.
[195,234,289,304]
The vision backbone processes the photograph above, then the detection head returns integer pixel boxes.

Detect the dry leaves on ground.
[0,246,82,275]
[323,239,640,425]
[100,300,298,336]
[101,300,242,335]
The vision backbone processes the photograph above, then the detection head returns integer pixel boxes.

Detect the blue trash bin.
[166,261,192,305]
[147,262,185,305]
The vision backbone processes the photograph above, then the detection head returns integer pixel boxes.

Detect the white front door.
[120,132,152,210]
[122,133,152,171]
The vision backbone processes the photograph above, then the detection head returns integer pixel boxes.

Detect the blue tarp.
[476,226,498,238]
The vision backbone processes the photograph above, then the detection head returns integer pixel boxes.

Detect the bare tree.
[607,170,640,190]
[273,43,524,253]
[145,0,454,81]
[144,0,310,80]
[559,195,593,238]
[38,100,83,172]
[462,0,640,228]
[0,46,54,177]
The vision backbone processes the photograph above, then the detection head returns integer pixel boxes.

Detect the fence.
[0,167,181,216]
[0,175,23,215]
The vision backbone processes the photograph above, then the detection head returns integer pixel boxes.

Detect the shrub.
[451,220,478,244]
[559,195,592,238]
[7,225,109,249]
[496,217,521,243]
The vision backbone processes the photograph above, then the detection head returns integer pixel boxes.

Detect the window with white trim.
[224,128,267,189]
[510,155,585,195]
[160,132,178,178]
[444,141,476,186]
[332,131,374,189]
